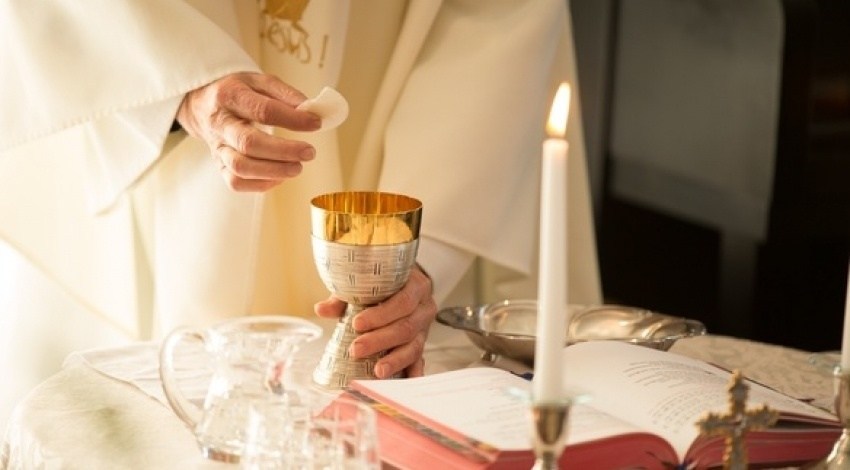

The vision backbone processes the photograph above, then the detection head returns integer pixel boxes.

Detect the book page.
[352,367,644,451]
[562,341,837,459]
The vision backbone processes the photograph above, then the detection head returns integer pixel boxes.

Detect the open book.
[346,341,841,469]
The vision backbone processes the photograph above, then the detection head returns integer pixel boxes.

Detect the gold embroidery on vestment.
[260,0,318,64]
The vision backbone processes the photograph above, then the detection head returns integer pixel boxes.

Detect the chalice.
[310,191,422,389]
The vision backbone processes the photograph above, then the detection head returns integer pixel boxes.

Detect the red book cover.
[344,342,841,469]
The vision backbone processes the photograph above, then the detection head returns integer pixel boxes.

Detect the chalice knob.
[310,191,422,389]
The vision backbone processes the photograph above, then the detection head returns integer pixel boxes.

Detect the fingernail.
[376,364,390,379]
[349,342,364,358]
[300,147,315,160]
[308,115,322,129]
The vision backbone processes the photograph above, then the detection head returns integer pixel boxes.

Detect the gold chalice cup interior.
[310,191,421,245]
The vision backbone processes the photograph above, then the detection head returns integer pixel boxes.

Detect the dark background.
[571,0,850,352]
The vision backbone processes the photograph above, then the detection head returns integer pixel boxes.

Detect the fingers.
[176,72,326,192]
[347,267,437,378]
[405,357,426,378]
[212,117,316,190]
[217,118,316,163]
[241,73,312,111]
[217,143,302,179]
[371,331,427,379]
[352,268,434,332]
[314,296,346,319]
[349,298,433,354]
[215,140,306,191]
[214,73,321,130]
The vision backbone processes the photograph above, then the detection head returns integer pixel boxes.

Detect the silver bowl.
[435,299,706,365]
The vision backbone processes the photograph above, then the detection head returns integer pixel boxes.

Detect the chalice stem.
[313,302,388,388]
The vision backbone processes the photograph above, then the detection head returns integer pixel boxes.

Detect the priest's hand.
[176,72,321,191]
[313,266,436,378]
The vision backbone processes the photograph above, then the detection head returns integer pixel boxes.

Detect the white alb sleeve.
[415,236,475,307]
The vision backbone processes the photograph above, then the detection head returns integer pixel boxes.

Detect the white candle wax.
[533,82,571,403]
[533,137,568,402]
[840,259,850,371]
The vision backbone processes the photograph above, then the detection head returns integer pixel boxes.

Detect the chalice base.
[313,304,388,389]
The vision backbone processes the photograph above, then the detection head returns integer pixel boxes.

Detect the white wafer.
[296,86,350,131]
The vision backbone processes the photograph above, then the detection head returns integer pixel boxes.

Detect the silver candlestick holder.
[309,191,422,390]
[530,401,571,470]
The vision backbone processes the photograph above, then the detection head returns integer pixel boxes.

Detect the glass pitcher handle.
[158,327,204,429]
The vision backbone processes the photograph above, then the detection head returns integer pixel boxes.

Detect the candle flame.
[546,82,571,138]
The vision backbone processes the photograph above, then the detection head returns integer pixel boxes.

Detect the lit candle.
[840,259,850,371]
[533,82,571,403]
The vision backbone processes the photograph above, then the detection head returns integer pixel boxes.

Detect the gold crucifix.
[695,369,779,470]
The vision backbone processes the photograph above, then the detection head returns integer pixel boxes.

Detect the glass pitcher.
[158,315,323,463]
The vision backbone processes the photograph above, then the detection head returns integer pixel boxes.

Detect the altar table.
[0,321,837,470]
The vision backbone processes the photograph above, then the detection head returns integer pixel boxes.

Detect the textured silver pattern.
[311,238,419,306]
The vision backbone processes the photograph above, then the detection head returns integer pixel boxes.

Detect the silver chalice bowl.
[310,191,422,389]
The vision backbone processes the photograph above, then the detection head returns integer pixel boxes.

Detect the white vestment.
[0,0,600,432]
